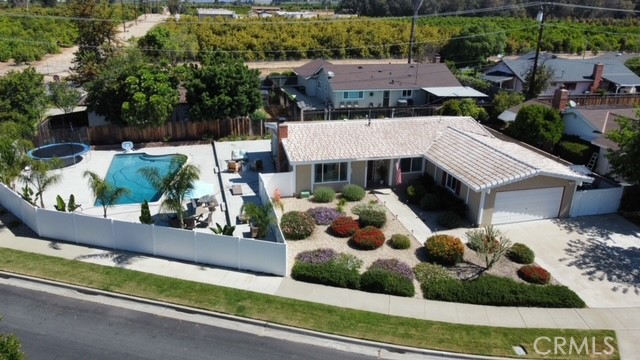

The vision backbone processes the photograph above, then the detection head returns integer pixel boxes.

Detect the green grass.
[0,248,619,359]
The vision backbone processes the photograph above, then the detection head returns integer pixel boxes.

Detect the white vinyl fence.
[0,184,287,276]
[570,187,624,218]
[259,172,295,199]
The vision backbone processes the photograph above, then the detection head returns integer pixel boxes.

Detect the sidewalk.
[1,209,639,359]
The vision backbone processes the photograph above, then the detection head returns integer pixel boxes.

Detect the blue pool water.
[100,153,186,205]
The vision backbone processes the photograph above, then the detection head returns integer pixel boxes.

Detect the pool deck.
[40,140,275,238]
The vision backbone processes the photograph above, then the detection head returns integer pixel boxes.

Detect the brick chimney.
[552,87,570,111]
[276,123,288,172]
[590,63,604,93]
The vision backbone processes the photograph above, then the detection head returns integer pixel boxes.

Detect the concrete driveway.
[495,215,640,308]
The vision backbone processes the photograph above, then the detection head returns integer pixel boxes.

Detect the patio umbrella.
[186,181,216,199]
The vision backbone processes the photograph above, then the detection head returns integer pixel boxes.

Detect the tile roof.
[281,116,589,191]
[293,60,461,91]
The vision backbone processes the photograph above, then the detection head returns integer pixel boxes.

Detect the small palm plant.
[20,159,63,208]
[83,171,131,218]
[241,202,276,239]
[138,158,200,229]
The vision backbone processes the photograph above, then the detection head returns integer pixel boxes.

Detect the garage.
[492,187,564,224]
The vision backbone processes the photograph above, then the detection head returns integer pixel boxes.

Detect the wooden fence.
[538,93,640,107]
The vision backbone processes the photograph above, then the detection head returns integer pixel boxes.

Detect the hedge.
[291,261,360,289]
[360,268,415,297]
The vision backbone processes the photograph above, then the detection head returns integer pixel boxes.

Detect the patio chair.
[227,161,240,173]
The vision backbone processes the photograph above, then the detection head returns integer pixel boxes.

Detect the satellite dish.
[327,71,335,79]
[569,100,577,108]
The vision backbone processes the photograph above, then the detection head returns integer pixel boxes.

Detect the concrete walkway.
[1,206,639,359]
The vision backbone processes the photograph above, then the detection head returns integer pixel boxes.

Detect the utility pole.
[408,0,425,64]
[527,5,546,99]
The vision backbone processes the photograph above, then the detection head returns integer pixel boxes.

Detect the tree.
[466,226,512,270]
[522,64,554,100]
[138,159,200,229]
[121,66,179,127]
[20,159,63,209]
[83,170,131,218]
[606,111,640,184]
[185,53,262,121]
[438,98,488,122]
[0,68,47,134]
[241,202,276,239]
[507,104,563,152]
[625,57,640,77]
[48,81,82,114]
[0,331,26,360]
[139,200,153,224]
[441,25,506,67]
[491,91,525,120]
[0,122,32,188]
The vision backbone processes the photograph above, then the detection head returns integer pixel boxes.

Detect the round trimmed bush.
[351,226,385,250]
[360,269,415,297]
[295,248,337,264]
[425,234,465,266]
[517,264,551,285]
[280,211,315,240]
[436,211,465,229]
[369,258,414,281]
[341,184,366,201]
[313,187,335,203]
[330,216,360,237]
[419,193,442,211]
[307,207,342,225]
[358,209,387,228]
[507,243,535,264]
[413,263,452,284]
[388,234,411,249]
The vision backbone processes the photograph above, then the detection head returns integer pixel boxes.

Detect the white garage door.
[492,187,564,224]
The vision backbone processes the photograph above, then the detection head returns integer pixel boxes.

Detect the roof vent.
[327,71,334,79]
[357,66,363,69]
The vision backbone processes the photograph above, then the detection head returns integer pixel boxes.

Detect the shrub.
[425,234,465,266]
[437,211,465,229]
[295,248,338,264]
[341,184,366,201]
[360,268,415,297]
[330,216,360,237]
[351,202,385,215]
[336,198,347,213]
[421,275,584,307]
[357,209,387,228]
[291,261,360,289]
[507,243,535,264]
[406,182,426,204]
[555,138,594,165]
[351,226,385,250]
[334,253,364,271]
[413,263,452,284]
[517,264,551,285]
[313,187,335,203]
[280,211,315,240]
[369,258,414,281]
[433,186,468,216]
[419,193,442,211]
[307,207,342,225]
[465,226,512,270]
[388,234,411,249]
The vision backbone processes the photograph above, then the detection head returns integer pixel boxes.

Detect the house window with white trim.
[400,157,422,173]
[315,162,348,183]
[442,171,461,195]
[401,90,412,98]
[343,91,364,100]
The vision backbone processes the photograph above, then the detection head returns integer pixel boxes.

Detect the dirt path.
[0,12,169,79]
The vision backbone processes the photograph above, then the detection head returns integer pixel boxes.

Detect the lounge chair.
[121,141,134,153]
[227,161,240,173]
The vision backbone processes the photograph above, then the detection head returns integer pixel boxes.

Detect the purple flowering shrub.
[369,258,415,281]
[295,248,338,264]
[307,207,342,225]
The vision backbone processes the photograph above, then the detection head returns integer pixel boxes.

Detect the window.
[343,91,364,99]
[399,157,422,173]
[401,90,412,98]
[315,162,348,183]
[442,171,461,195]
[563,82,577,91]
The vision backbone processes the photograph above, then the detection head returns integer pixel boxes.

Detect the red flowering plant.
[351,226,385,250]
[517,264,551,285]
[330,216,360,237]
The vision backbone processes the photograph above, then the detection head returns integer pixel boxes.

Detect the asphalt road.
[0,284,373,360]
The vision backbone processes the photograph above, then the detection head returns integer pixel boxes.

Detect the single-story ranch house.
[266,117,592,225]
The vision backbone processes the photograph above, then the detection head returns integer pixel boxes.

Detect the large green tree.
[441,25,506,67]
[507,104,563,152]
[185,54,262,121]
[438,98,488,122]
[121,66,179,127]
[523,64,554,100]
[0,122,32,188]
[491,91,524,120]
[606,110,640,184]
[0,68,47,134]
[48,81,82,114]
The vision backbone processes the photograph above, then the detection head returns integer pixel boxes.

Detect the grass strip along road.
[0,248,619,359]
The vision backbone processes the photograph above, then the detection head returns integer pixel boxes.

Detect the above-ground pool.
[28,143,91,167]
[102,153,186,205]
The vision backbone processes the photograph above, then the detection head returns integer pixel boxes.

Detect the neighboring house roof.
[422,87,488,98]
[498,99,551,122]
[487,53,640,86]
[293,59,461,91]
[280,116,590,191]
[569,107,638,150]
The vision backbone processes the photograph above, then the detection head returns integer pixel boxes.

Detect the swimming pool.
[101,153,187,205]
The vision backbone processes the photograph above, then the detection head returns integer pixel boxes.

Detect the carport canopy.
[422,86,488,98]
